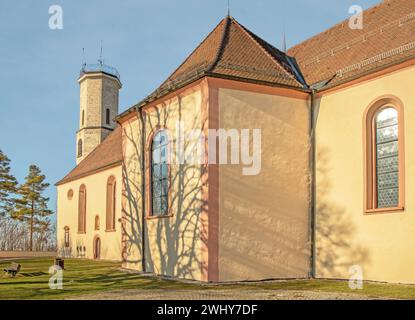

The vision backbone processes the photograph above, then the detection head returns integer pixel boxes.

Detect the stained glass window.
[375,107,399,208]
[151,130,169,216]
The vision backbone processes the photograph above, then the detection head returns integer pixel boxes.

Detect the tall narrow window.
[106,108,110,125]
[365,98,404,213]
[150,130,169,216]
[106,176,116,231]
[78,185,87,232]
[78,139,83,158]
[375,108,399,208]
[81,110,85,126]
[64,226,70,247]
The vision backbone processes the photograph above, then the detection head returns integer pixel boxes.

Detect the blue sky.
[0,0,380,219]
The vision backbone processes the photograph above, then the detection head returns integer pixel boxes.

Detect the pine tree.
[0,150,18,217]
[13,165,53,251]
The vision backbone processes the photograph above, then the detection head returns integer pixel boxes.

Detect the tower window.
[82,110,85,126]
[106,108,110,125]
[78,139,83,158]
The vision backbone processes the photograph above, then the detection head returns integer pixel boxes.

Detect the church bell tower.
[76,63,122,164]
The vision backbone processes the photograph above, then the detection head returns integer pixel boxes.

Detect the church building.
[57,0,415,284]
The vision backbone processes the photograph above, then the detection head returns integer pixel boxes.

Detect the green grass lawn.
[1,258,415,300]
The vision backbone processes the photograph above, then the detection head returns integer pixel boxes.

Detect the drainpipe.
[136,106,146,273]
[309,89,317,279]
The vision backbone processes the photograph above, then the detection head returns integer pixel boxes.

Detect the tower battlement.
[80,63,121,81]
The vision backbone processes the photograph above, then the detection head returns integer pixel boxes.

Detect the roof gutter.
[55,160,123,186]
[315,54,415,94]
[136,105,147,273]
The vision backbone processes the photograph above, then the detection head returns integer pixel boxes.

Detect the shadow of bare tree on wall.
[316,147,370,279]
[121,93,206,280]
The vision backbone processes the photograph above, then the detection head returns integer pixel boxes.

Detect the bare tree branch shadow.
[121,93,207,280]
[316,147,370,278]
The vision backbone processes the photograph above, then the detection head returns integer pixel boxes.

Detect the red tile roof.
[56,126,123,185]
[288,0,415,88]
[131,16,306,107]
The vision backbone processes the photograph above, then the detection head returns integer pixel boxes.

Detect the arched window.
[78,139,83,158]
[106,108,110,125]
[106,176,116,231]
[78,185,87,232]
[64,226,70,247]
[150,130,170,216]
[364,97,404,212]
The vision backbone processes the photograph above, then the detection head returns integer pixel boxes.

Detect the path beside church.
[72,289,384,300]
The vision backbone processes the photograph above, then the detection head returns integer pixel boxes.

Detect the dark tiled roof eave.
[316,53,415,92]
[55,160,122,186]
[116,71,312,122]
[56,126,123,186]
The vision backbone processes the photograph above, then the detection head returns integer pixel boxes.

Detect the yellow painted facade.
[122,86,205,280]
[56,165,122,261]
[315,65,415,283]
[56,65,415,283]
[217,87,311,281]
[120,79,312,282]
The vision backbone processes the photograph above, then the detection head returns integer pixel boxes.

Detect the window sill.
[365,207,404,215]
[145,214,173,220]
[77,231,86,235]
[105,229,116,233]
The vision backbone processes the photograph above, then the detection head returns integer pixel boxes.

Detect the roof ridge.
[231,18,302,86]
[161,18,228,86]
[208,16,232,72]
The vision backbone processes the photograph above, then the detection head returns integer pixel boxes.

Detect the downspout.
[309,89,317,279]
[136,106,147,273]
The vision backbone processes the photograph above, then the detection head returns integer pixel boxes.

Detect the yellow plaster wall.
[121,116,144,271]
[315,65,415,283]
[121,88,205,280]
[218,88,311,281]
[56,165,122,261]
